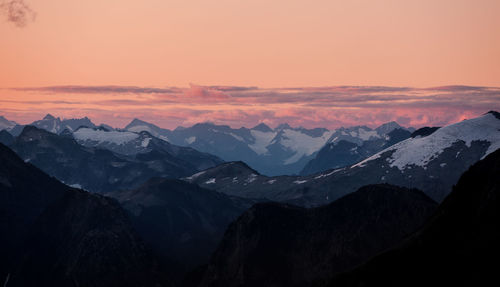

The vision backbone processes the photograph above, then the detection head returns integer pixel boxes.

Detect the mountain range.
[0,110,499,286]
[3,112,496,206]
[186,111,500,205]
[192,136,500,287]
[6,125,222,193]
[1,114,415,176]
[125,119,414,175]
[300,127,413,175]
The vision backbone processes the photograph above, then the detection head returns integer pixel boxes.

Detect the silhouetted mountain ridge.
[196,184,437,287]
[0,142,167,287]
[328,147,500,287]
[109,177,258,281]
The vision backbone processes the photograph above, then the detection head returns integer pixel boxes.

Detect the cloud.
[205,85,258,92]
[423,85,490,92]
[12,85,178,94]
[2,85,499,129]
[181,85,231,102]
[0,0,36,27]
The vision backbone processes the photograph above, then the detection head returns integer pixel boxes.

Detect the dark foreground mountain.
[328,148,500,287]
[187,112,500,206]
[8,126,221,193]
[0,143,166,287]
[109,179,257,279]
[195,184,437,287]
[0,130,14,146]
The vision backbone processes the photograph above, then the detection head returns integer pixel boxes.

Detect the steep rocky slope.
[197,184,437,287]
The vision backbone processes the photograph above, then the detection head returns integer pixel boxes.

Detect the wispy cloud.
[12,85,179,94]
[2,85,499,129]
[0,0,36,27]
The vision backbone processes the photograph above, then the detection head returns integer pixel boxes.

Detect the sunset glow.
[1,85,498,129]
[1,0,500,128]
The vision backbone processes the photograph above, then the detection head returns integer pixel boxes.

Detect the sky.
[1,0,499,129]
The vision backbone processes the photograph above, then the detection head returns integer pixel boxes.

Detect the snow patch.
[141,137,151,147]
[127,125,170,142]
[185,170,206,180]
[293,180,308,184]
[248,130,276,155]
[185,136,196,144]
[229,133,245,142]
[73,128,139,145]
[314,168,342,179]
[351,128,380,141]
[281,129,333,164]
[205,178,216,184]
[388,114,500,169]
[246,174,258,183]
[351,153,382,168]
[69,183,82,189]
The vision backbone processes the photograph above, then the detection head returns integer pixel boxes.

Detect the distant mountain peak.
[376,121,404,135]
[487,110,500,120]
[276,123,292,130]
[131,118,147,124]
[43,113,57,120]
[17,125,55,142]
[19,125,51,135]
[0,115,18,131]
[98,124,114,131]
[197,121,218,127]
[410,127,440,138]
[125,118,151,128]
[252,123,273,132]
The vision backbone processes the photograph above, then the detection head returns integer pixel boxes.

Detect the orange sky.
[0,1,499,129]
[1,0,500,88]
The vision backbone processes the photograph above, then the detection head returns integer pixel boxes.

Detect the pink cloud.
[1,85,499,129]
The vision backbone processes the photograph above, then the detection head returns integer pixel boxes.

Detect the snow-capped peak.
[275,123,292,130]
[277,129,334,164]
[375,121,403,135]
[0,116,18,131]
[124,118,170,141]
[353,112,500,170]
